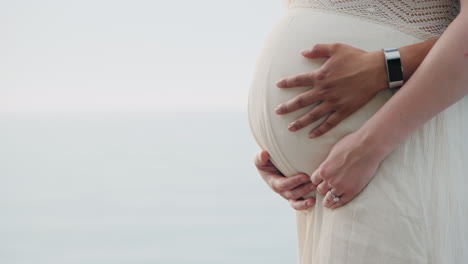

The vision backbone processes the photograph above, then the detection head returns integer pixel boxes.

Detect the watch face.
[387,57,403,82]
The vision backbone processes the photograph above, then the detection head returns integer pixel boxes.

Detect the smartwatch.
[382,48,404,89]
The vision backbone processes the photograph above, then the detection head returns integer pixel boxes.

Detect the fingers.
[289,197,316,210]
[275,90,321,115]
[308,111,348,138]
[329,191,354,209]
[300,43,335,59]
[271,173,310,194]
[284,182,317,200]
[310,168,323,186]
[287,102,334,132]
[253,151,317,210]
[254,150,270,168]
[276,43,341,88]
[323,188,345,207]
[316,180,331,196]
[276,72,316,89]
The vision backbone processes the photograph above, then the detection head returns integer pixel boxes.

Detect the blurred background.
[0,0,299,263]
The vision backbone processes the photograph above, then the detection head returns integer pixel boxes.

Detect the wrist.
[382,48,404,89]
[354,126,395,162]
[365,50,389,92]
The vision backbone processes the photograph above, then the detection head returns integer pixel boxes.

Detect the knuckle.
[296,96,308,108]
[331,42,343,51]
[306,111,321,122]
[277,180,288,191]
[271,181,281,192]
[306,72,316,81]
[311,173,322,185]
[322,120,335,130]
[311,170,322,184]
[290,76,299,85]
[315,69,328,81]
[318,166,331,180]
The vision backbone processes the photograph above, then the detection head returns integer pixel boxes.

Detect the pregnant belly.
[248,8,422,178]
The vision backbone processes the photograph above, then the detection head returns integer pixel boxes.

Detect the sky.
[0,0,286,113]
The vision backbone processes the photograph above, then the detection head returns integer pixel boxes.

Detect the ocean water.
[0,111,297,264]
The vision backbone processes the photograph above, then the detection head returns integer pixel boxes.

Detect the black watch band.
[382,48,404,89]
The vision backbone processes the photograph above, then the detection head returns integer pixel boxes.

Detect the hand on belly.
[274,42,388,138]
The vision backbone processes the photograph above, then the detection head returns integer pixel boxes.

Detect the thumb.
[254,150,270,167]
[301,44,333,59]
[310,166,324,186]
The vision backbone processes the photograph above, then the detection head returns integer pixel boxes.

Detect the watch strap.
[382,48,404,89]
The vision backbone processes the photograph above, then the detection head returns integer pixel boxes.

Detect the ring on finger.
[329,190,342,203]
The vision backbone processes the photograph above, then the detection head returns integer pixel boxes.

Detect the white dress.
[248,0,468,263]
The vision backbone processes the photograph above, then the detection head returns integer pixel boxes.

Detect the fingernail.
[275,105,282,115]
[288,123,297,132]
[276,79,285,87]
[301,48,311,55]
[309,132,317,138]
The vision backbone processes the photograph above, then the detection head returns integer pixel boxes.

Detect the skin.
[318,5,468,209]
[275,39,438,138]
[254,150,316,210]
[256,2,468,210]
[257,42,437,210]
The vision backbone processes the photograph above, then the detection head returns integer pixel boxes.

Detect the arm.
[369,38,439,88]
[255,38,442,211]
[360,7,468,160]
[274,37,440,138]
[312,3,468,208]
[398,38,438,82]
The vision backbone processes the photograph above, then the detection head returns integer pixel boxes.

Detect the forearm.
[359,10,468,158]
[399,38,438,81]
[371,38,438,91]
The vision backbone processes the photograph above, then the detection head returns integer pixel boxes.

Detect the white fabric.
[247,5,468,264]
[287,0,460,41]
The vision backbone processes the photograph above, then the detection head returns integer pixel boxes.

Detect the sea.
[0,111,298,264]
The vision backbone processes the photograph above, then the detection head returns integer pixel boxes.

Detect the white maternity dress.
[248,0,468,263]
